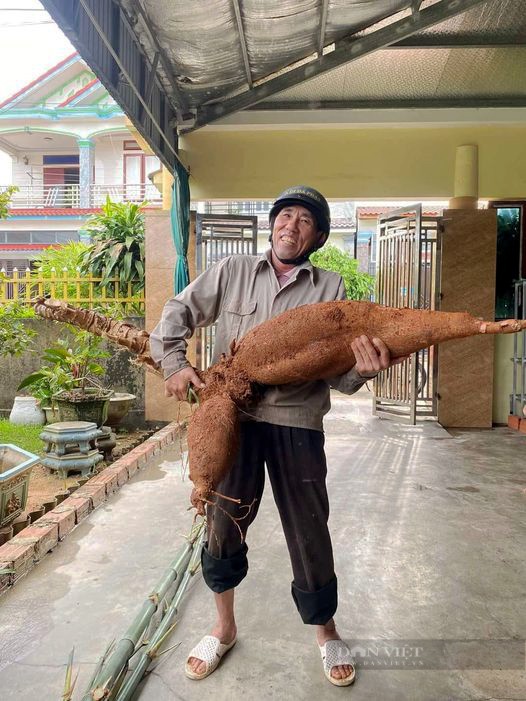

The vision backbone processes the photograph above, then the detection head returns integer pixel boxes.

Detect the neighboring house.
[0,53,161,271]
[198,200,357,256]
[356,206,443,276]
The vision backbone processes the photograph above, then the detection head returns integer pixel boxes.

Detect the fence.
[1,183,162,209]
[0,268,144,312]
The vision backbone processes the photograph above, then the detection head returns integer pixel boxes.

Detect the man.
[150,186,401,686]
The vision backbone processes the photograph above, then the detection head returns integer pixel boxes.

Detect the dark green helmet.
[269,185,331,236]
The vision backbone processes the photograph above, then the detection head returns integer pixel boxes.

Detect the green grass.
[0,420,43,456]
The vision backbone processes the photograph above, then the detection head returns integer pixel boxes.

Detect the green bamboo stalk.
[82,523,203,700]
[83,640,115,694]
[62,648,78,701]
[114,527,205,701]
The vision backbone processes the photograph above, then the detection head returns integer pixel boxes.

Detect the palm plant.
[80,197,146,295]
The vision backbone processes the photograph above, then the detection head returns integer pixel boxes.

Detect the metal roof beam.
[391,35,526,49]
[318,0,329,58]
[231,0,252,88]
[189,0,490,132]
[127,0,190,115]
[247,97,526,110]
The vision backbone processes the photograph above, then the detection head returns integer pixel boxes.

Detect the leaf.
[17,372,45,390]
[42,347,69,361]
[122,251,133,282]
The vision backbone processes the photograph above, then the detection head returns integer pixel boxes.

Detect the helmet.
[269,185,331,236]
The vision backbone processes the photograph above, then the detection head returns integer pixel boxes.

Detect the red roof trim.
[0,243,59,250]
[58,77,100,107]
[9,207,99,217]
[8,205,161,217]
[0,52,79,109]
[357,209,440,218]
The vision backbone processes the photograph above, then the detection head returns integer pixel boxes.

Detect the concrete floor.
[1,389,525,700]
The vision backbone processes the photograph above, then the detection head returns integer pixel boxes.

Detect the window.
[490,202,526,320]
[123,141,159,200]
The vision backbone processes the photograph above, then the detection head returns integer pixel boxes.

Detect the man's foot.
[316,621,355,683]
[187,623,237,676]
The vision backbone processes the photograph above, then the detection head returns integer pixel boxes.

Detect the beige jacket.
[150,250,369,430]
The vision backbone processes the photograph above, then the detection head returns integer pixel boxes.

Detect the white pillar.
[449,144,479,210]
[77,138,94,208]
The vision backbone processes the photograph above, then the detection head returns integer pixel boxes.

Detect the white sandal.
[184,635,237,680]
[319,640,356,687]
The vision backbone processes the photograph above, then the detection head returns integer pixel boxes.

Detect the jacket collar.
[254,248,315,285]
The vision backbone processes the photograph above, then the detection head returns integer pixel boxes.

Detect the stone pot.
[9,397,45,426]
[0,445,40,527]
[106,393,136,427]
[43,406,61,424]
[53,389,113,428]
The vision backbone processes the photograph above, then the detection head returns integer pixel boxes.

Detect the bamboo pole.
[80,522,204,700]
[114,527,205,701]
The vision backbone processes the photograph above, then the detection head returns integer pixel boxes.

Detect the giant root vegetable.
[33,297,526,514]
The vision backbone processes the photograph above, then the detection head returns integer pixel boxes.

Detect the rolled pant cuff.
[291,575,338,625]
[201,542,248,593]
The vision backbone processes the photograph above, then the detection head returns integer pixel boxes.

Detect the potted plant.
[18,326,112,427]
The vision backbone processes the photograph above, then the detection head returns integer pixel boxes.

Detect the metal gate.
[195,213,258,370]
[373,205,441,423]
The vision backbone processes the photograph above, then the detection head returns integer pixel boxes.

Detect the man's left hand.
[351,335,408,377]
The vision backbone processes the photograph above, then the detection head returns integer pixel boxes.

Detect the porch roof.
[40,1,526,171]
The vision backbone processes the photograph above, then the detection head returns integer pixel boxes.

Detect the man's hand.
[164,366,205,402]
[351,335,408,377]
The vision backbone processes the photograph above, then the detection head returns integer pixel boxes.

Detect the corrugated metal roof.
[115,0,526,124]
[41,0,526,166]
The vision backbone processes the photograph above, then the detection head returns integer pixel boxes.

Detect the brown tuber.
[33,297,526,514]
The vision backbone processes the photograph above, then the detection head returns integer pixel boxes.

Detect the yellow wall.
[180,125,526,201]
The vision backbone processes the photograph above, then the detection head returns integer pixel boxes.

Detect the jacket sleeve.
[327,277,378,395]
[149,257,231,380]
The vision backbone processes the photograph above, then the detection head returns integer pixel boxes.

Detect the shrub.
[310,244,374,300]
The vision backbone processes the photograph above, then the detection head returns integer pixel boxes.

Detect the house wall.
[181,124,526,424]
[94,137,125,185]
[180,125,526,201]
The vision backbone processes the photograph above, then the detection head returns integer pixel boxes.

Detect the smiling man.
[150,185,400,687]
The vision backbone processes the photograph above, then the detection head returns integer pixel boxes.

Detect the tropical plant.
[17,326,110,404]
[32,240,89,277]
[310,244,374,300]
[31,241,91,303]
[0,185,18,219]
[0,303,36,357]
[79,197,145,294]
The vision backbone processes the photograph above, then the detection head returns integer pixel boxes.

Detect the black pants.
[201,421,337,625]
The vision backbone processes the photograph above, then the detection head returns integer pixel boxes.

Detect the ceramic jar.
[9,397,46,426]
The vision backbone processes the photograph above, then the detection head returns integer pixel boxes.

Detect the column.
[449,144,478,210]
[144,210,197,422]
[77,138,94,208]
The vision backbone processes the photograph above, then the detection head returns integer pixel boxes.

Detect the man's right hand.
[164,366,205,401]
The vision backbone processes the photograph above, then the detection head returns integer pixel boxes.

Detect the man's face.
[271,205,323,262]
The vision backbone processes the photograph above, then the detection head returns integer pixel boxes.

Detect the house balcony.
[0,183,162,210]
